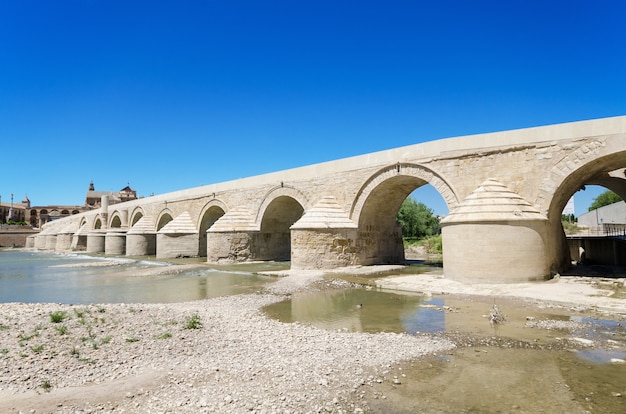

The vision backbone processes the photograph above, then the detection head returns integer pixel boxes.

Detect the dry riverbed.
[0,275,453,414]
[1,262,626,413]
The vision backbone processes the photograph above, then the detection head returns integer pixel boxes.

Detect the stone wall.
[0,229,39,247]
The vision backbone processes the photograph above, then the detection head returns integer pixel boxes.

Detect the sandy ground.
[376,270,626,315]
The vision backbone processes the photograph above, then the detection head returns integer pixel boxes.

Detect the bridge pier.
[441,179,550,283]
[86,230,106,253]
[25,235,35,248]
[105,229,127,255]
[126,233,156,256]
[34,232,47,249]
[126,216,156,256]
[290,196,360,269]
[206,231,256,262]
[55,226,74,252]
[156,212,199,258]
[45,233,57,250]
[71,227,88,251]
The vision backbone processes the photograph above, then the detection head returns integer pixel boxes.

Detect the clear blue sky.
[1,1,624,217]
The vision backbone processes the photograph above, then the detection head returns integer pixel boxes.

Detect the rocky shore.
[0,276,454,413]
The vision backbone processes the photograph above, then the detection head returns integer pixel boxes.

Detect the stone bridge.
[31,116,626,283]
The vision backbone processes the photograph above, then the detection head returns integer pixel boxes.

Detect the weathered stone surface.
[30,116,626,282]
[442,180,549,283]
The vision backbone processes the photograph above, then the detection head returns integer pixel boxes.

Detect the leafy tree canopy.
[588,190,622,211]
[397,198,441,239]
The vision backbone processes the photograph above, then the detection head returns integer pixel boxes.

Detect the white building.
[578,201,626,236]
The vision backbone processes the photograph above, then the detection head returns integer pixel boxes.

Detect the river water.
[0,249,279,304]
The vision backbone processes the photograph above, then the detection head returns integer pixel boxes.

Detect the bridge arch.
[93,215,103,230]
[129,207,145,227]
[350,163,458,224]
[543,144,626,273]
[109,212,123,228]
[255,186,308,261]
[198,199,228,257]
[256,185,311,224]
[156,210,174,231]
[349,164,457,265]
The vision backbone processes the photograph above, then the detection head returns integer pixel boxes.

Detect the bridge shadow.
[403,259,443,268]
[561,263,626,279]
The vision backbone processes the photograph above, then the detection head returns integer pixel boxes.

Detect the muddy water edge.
[366,294,626,413]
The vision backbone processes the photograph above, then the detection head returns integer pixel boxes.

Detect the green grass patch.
[41,379,52,392]
[31,344,44,354]
[184,313,202,329]
[49,311,67,323]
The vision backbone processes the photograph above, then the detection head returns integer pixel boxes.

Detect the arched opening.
[401,185,449,262]
[157,213,173,231]
[130,211,143,227]
[110,215,122,228]
[357,175,450,265]
[259,196,304,261]
[94,218,102,230]
[199,206,226,257]
[547,153,626,272]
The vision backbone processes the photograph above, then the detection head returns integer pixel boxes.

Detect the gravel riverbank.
[0,276,454,413]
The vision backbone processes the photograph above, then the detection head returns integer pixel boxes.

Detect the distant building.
[85,181,138,207]
[577,201,626,236]
[1,182,139,228]
[0,194,26,224]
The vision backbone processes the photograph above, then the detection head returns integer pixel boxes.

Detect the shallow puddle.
[263,286,626,412]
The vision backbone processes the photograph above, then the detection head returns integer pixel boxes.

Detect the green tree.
[588,190,622,211]
[397,198,441,240]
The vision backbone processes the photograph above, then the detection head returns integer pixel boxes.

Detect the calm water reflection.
[0,250,277,304]
[264,288,445,334]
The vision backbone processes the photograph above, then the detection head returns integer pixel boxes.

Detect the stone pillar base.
[86,232,106,253]
[291,228,359,270]
[55,233,73,252]
[156,233,199,258]
[206,232,255,263]
[126,234,156,256]
[105,230,127,255]
[442,220,550,283]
